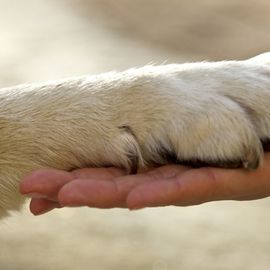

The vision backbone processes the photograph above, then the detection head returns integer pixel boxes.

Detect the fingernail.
[129,206,144,211]
[32,204,61,216]
[33,208,52,216]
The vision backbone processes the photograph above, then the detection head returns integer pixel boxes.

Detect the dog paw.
[106,55,270,171]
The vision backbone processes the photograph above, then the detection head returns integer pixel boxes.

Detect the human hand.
[20,153,270,215]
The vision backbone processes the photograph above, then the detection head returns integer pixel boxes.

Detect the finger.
[29,198,62,215]
[20,169,75,201]
[58,174,158,208]
[126,169,212,209]
[20,167,126,201]
[127,168,222,208]
[72,167,126,179]
[58,165,190,208]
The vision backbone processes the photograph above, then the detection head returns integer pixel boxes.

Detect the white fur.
[0,53,269,218]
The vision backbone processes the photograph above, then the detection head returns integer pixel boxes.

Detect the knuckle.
[200,168,219,202]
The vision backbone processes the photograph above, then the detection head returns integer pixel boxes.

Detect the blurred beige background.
[0,1,270,269]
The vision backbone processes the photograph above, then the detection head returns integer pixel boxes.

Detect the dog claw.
[242,145,263,170]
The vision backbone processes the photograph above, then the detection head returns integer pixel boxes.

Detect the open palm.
[20,153,270,215]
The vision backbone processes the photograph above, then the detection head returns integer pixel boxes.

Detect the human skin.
[20,153,270,215]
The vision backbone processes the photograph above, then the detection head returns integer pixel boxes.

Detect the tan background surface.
[0,1,270,269]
